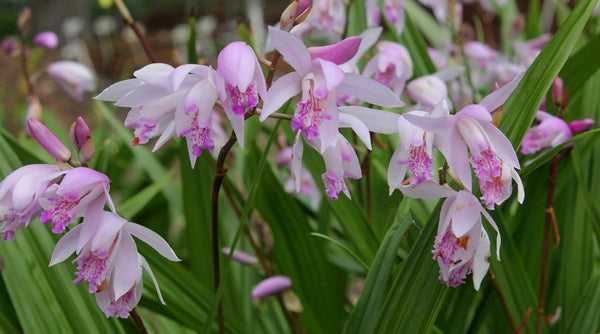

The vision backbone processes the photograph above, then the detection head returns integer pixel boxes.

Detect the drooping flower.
[50,211,179,317]
[39,167,114,234]
[521,111,572,154]
[215,41,267,147]
[0,164,61,240]
[33,31,59,49]
[262,27,402,152]
[363,41,413,96]
[47,60,96,101]
[433,190,495,290]
[251,276,292,298]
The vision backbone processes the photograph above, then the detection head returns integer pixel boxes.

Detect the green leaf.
[563,274,600,333]
[371,202,448,333]
[345,0,368,38]
[118,170,173,220]
[498,0,598,148]
[311,232,369,271]
[343,201,412,334]
[187,9,198,64]
[560,32,600,98]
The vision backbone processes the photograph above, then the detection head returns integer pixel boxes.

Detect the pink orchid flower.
[47,60,96,101]
[0,164,61,240]
[401,184,499,290]
[383,0,406,35]
[50,211,179,317]
[363,41,413,96]
[216,41,267,147]
[404,75,525,209]
[521,111,573,154]
[262,27,402,152]
[39,167,114,234]
[96,63,224,167]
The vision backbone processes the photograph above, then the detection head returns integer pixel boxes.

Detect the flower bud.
[2,37,17,55]
[47,60,96,101]
[33,31,59,49]
[251,276,292,298]
[407,75,448,108]
[551,77,564,106]
[280,1,298,32]
[18,8,31,34]
[69,117,94,163]
[568,118,594,134]
[294,0,312,24]
[222,247,258,266]
[27,117,72,162]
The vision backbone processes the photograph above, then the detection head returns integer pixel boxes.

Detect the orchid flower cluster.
[0,117,179,318]
[91,3,534,290]
[2,2,597,329]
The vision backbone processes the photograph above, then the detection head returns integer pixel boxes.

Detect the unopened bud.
[2,37,17,55]
[406,75,448,108]
[251,276,292,298]
[280,1,298,32]
[551,77,564,106]
[69,117,94,163]
[294,0,312,24]
[221,247,258,266]
[27,117,72,162]
[568,118,594,134]
[33,31,59,49]
[18,8,32,35]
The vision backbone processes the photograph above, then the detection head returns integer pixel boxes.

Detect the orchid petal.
[125,223,181,261]
[472,230,491,291]
[133,63,174,88]
[90,212,127,253]
[318,59,345,90]
[152,121,176,152]
[433,66,465,81]
[479,122,520,168]
[387,147,409,195]
[308,36,361,65]
[479,72,524,112]
[451,191,481,237]
[347,27,383,65]
[169,64,203,90]
[338,113,371,149]
[95,79,141,101]
[49,224,81,266]
[268,27,311,73]
[338,106,400,134]
[113,233,141,300]
[399,182,457,199]
[481,208,501,259]
[141,256,165,304]
[337,73,404,107]
[260,72,302,121]
[512,169,525,204]
[403,113,454,132]
[450,129,472,191]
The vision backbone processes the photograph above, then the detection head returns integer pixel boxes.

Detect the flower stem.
[536,155,559,334]
[488,268,516,331]
[129,307,148,334]
[211,134,238,334]
[114,0,158,63]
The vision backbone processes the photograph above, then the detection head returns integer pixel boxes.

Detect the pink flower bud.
[251,276,292,298]
[568,118,594,134]
[27,117,72,162]
[551,77,564,106]
[33,31,59,49]
[2,37,17,55]
[25,95,42,121]
[294,0,312,21]
[69,117,94,163]
[406,75,448,107]
[18,8,31,34]
[222,247,258,266]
